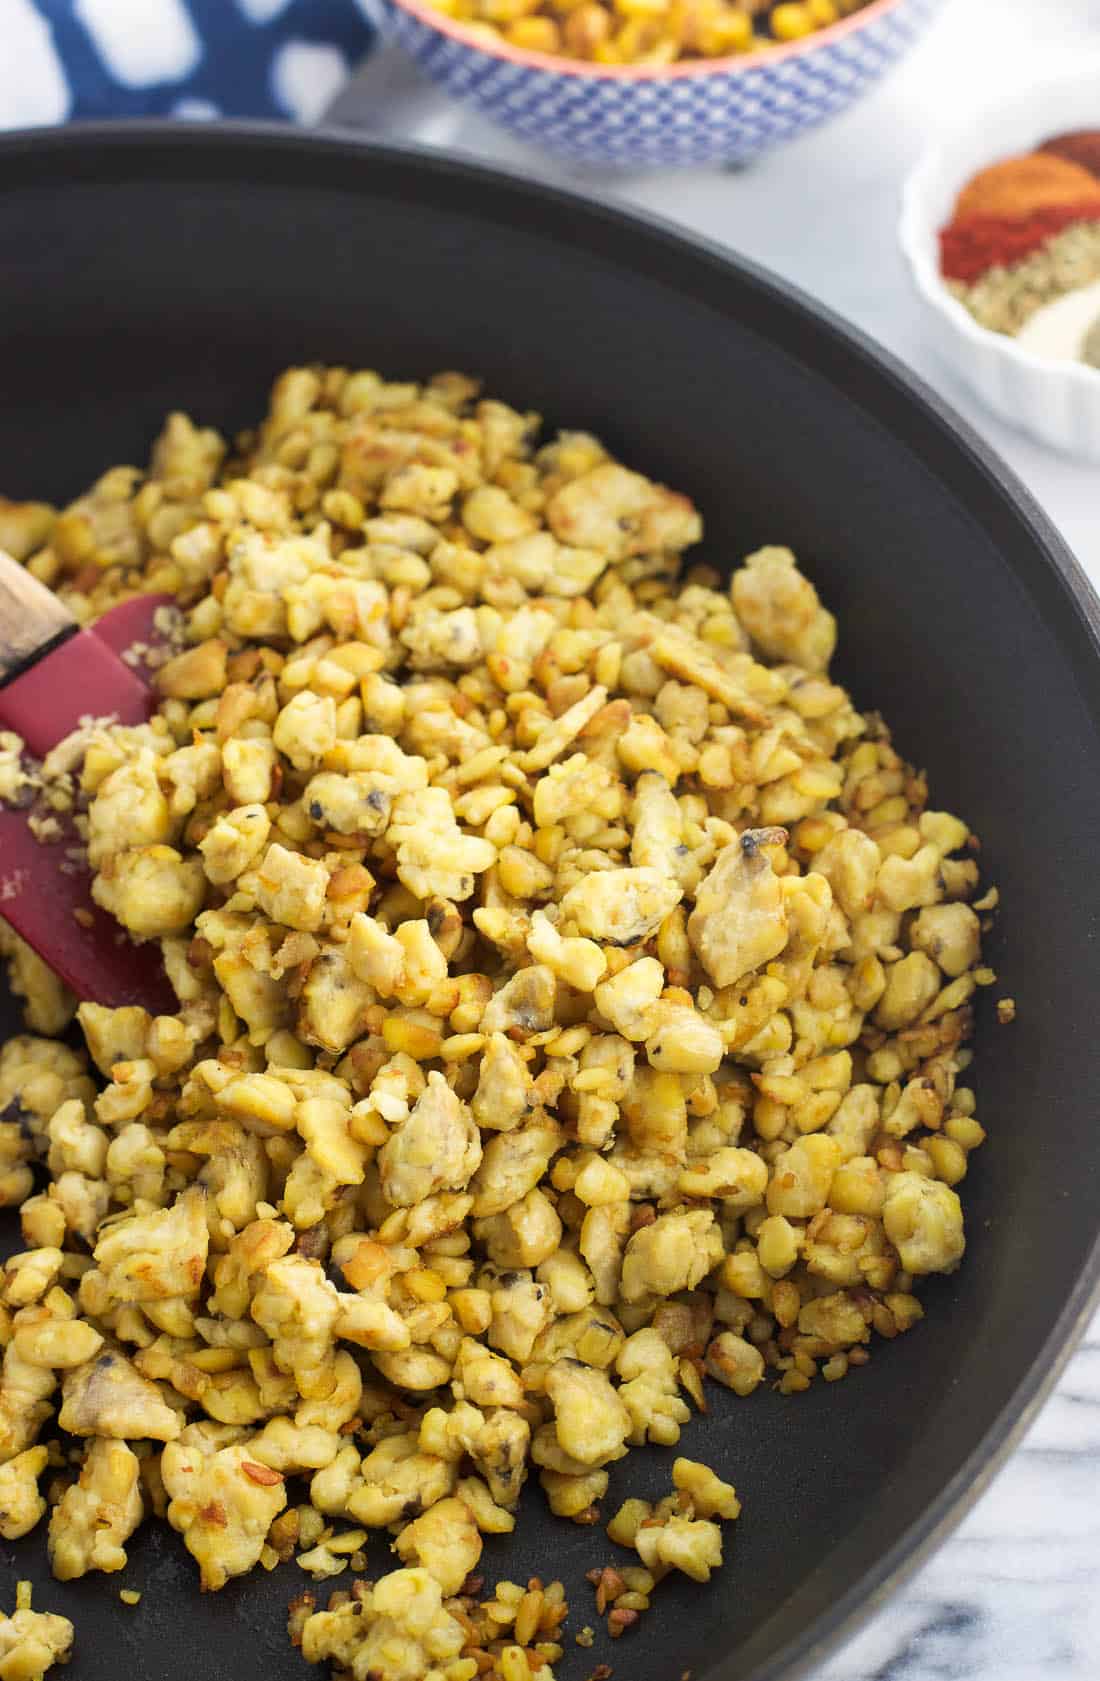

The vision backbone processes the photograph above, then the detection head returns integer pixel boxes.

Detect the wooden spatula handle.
[0,549,76,684]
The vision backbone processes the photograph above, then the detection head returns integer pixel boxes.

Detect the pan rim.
[2,117,1099,1681]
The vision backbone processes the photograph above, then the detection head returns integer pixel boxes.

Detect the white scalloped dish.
[899,58,1100,462]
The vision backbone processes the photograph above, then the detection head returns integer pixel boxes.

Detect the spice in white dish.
[1015,278,1100,364]
[1083,315,1100,369]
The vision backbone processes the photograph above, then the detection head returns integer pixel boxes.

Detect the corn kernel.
[771,2,813,38]
[382,1013,444,1060]
[564,0,612,52]
[501,1647,532,1681]
[756,1214,799,1277]
[450,1288,493,1334]
[697,5,752,51]
[944,1115,986,1152]
[925,1136,968,1186]
[721,1250,768,1298]
[505,14,562,47]
[613,0,667,18]
[405,1267,448,1303]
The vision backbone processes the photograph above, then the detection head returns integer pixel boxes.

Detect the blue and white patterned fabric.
[0,0,377,128]
[378,0,941,168]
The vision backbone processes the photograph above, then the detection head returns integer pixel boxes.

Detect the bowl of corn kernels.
[375,0,943,168]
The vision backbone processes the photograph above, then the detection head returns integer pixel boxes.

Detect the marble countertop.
[329,2,1100,1674]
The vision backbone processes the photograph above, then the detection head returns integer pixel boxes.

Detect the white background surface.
[333,3,1100,1676]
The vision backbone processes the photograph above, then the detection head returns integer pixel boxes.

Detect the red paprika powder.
[940,151,1100,284]
[940,201,1100,283]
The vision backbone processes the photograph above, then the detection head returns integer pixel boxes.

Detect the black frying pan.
[2,125,1099,1681]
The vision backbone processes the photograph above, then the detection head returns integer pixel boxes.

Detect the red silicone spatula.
[0,551,178,1012]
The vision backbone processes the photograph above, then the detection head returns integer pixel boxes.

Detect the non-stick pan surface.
[1,125,1099,1681]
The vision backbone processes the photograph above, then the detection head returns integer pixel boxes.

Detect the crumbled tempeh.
[0,366,997,1676]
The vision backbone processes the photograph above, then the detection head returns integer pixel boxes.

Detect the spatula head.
[0,592,179,1012]
[0,593,173,758]
[0,810,177,1012]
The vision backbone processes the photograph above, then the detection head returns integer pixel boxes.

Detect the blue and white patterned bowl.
[377,0,941,168]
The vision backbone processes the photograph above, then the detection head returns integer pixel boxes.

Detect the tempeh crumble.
[0,364,998,1681]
